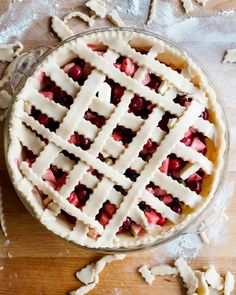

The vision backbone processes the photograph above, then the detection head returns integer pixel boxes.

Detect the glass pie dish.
[4,28,229,253]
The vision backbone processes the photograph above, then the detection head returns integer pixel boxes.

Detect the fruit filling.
[30,107,59,132]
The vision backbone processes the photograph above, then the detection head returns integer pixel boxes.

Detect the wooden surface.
[0,1,236,294]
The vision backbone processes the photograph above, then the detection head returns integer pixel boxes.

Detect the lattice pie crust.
[7,29,226,249]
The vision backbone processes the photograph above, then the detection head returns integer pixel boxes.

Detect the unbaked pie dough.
[6,29,226,250]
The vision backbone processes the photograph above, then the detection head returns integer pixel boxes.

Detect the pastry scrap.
[0,41,23,62]
[175,258,198,295]
[147,0,157,25]
[151,264,178,276]
[181,0,194,13]
[85,0,107,18]
[51,16,74,40]
[107,10,125,26]
[224,272,235,295]
[139,260,234,295]
[0,186,7,237]
[70,254,126,295]
[223,49,236,63]
[64,11,95,28]
[6,30,226,250]
[204,265,224,291]
[138,265,155,285]
[194,270,209,295]
[0,53,25,88]
[199,222,210,244]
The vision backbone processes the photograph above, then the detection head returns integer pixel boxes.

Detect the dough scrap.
[85,0,107,18]
[194,270,209,295]
[151,264,178,276]
[64,11,95,27]
[174,258,198,295]
[223,49,236,63]
[0,41,23,62]
[181,0,194,13]
[147,0,157,25]
[199,222,210,244]
[107,10,125,27]
[224,272,235,295]
[138,265,155,285]
[70,254,126,295]
[51,16,74,41]
[204,265,224,291]
[0,53,24,88]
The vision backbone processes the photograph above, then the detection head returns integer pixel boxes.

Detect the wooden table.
[0,1,236,294]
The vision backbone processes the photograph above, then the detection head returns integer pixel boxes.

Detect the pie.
[6,29,227,250]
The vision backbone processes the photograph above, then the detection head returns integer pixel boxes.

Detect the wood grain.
[0,1,236,294]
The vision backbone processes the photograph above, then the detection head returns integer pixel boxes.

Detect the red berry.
[200,108,209,120]
[145,211,160,224]
[39,91,54,100]
[68,65,83,80]
[156,214,167,226]
[187,173,202,183]
[188,181,202,194]
[153,186,167,196]
[104,203,116,218]
[169,158,182,171]
[181,136,193,146]
[160,194,174,205]
[43,168,57,183]
[67,192,80,207]
[38,114,49,126]
[98,212,109,226]
[77,188,88,203]
[112,131,122,141]
[129,96,145,115]
[171,203,182,214]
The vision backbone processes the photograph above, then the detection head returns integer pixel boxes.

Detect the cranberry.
[171,203,182,215]
[138,201,152,212]
[95,116,106,128]
[157,214,167,226]
[68,65,83,80]
[38,114,49,126]
[79,135,91,150]
[200,108,209,120]
[187,181,202,194]
[129,96,145,116]
[169,158,182,171]
[113,130,123,142]
[174,95,191,107]
[118,217,132,233]
[124,168,139,182]
[181,135,193,146]
[158,112,174,133]
[160,194,174,205]
[112,85,125,103]
[144,139,153,150]
[148,74,162,91]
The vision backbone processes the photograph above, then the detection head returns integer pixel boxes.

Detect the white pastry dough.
[181,0,194,13]
[0,53,24,88]
[195,270,209,295]
[147,0,157,25]
[0,41,23,62]
[199,222,210,244]
[174,258,198,295]
[64,11,95,27]
[107,10,125,27]
[151,265,178,276]
[85,0,107,18]
[224,272,234,295]
[205,265,224,291]
[51,16,74,40]
[138,265,155,285]
[223,49,236,63]
[70,254,126,295]
[0,90,12,109]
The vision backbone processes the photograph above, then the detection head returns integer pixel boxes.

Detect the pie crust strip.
[51,16,74,40]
